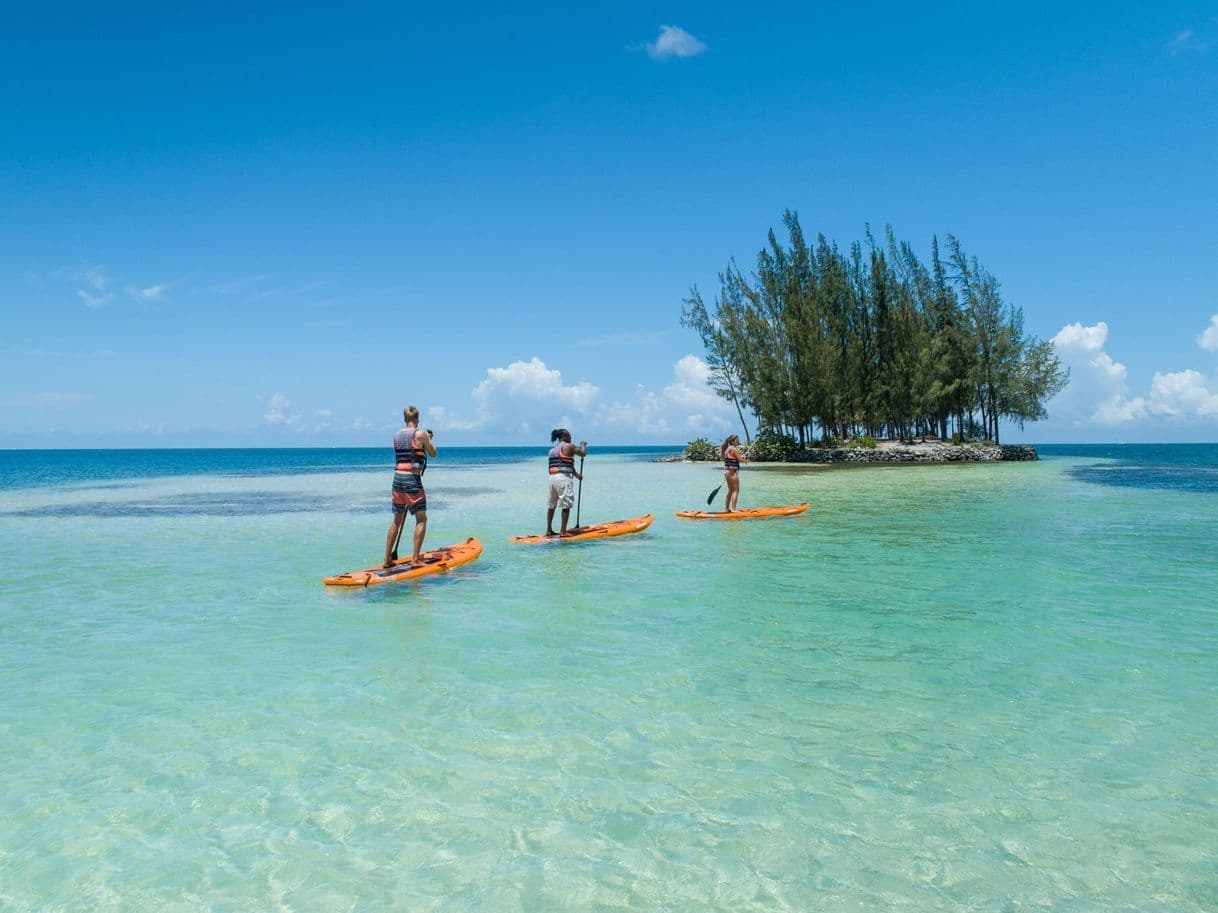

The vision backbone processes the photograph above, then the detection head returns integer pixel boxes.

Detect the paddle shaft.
[575,455,585,527]
[391,518,405,561]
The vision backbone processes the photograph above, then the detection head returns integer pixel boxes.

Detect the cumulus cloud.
[645,25,708,60]
[1148,370,1218,417]
[426,405,481,432]
[597,354,736,436]
[1053,321,1109,352]
[1197,314,1218,352]
[425,354,736,439]
[1050,322,1145,425]
[1051,320,1218,428]
[470,357,599,432]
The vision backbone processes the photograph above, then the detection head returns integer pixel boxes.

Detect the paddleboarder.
[385,406,436,568]
[722,433,745,512]
[546,428,586,537]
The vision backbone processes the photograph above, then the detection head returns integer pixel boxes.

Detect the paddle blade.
[706,485,723,505]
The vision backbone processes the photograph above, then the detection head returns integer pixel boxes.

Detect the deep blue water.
[0,446,680,492]
[1038,443,1218,494]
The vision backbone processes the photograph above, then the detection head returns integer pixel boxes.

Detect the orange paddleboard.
[323,537,483,587]
[509,514,653,543]
[676,503,810,520]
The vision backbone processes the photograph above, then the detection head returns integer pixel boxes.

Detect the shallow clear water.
[1,446,1216,911]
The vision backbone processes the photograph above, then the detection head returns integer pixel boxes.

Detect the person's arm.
[421,430,437,457]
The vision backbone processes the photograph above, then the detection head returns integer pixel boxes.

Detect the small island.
[661,435,1038,464]
[676,213,1067,460]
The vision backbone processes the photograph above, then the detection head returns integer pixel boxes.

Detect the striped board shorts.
[391,471,427,515]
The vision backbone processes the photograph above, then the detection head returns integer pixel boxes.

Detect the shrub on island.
[748,429,799,462]
[683,438,720,461]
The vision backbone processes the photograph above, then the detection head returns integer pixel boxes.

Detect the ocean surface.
[1,443,1215,911]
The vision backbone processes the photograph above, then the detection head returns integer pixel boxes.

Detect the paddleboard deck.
[676,503,810,520]
[508,514,653,543]
[323,537,483,587]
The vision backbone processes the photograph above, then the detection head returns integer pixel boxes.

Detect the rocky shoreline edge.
[655,441,1038,464]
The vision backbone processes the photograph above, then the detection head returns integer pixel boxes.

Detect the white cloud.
[1050,321,1145,426]
[1148,370,1218,417]
[1092,394,1147,426]
[1050,319,1218,428]
[472,357,599,421]
[423,355,736,439]
[597,354,735,437]
[426,405,481,432]
[128,283,168,301]
[645,25,708,60]
[77,289,114,308]
[70,267,169,306]
[1197,314,1218,352]
[73,266,114,308]
[1,392,95,409]
[1053,321,1108,352]
[263,392,297,426]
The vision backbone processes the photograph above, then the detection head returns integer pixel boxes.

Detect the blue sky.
[2,2,1216,446]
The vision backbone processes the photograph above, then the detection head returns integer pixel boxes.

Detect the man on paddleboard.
[385,406,437,568]
[546,428,586,536]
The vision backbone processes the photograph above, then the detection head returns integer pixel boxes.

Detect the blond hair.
[403,405,420,425]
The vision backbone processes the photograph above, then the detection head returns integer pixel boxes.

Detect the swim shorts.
[548,474,575,510]
[392,471,427,515]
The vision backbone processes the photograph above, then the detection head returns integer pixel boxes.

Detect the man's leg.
[546,507,557,536]
[410,509,428,565]
[559,507,571,535]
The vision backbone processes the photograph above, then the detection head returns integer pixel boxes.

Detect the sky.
[2,1,1216,447]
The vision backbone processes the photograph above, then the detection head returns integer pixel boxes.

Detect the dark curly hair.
[551,428,571,443]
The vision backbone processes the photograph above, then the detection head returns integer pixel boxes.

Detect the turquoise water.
[1,446,1216,911]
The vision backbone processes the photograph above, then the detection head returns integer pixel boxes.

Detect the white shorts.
[548,474,575,509]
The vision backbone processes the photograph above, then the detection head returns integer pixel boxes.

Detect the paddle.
[575,454,585,528]
[390,520,405,563]
[706,484,723,506]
